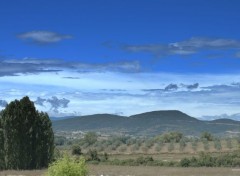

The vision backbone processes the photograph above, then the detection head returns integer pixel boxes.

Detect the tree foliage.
[201,132,214,141]
[0,96,54,170]
[155,131,183,143]
[71,144,82,156]
[84,132,97,145]
[86,149,100,161]
[180,151,240,167]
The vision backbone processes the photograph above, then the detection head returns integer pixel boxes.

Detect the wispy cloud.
[0,59,60,77]
[47,96,70,112]
[182,83,199,90]
[17,31,72,44]
[123,37,240,57]
[164,83,178,91]
[0,100,7,107]
[62,76,81,79]
[0,58,141,77]
[34,97,46,106]
[35,96,70,113]
[235,51,240,58]
[148,83,199,92]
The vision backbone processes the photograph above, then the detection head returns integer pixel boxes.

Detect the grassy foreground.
[0,165,240,176]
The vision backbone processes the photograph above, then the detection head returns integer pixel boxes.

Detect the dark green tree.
[35,112,54,168]
[0,96,54,169]
[201,132,214,141]
[86,149,100,161]
[155,131,183,143]
[84,132,97,145]
[71,144,82,156]
[0,113,4,169]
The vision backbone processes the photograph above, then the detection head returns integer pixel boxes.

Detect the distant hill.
[210,118,237,123]
[50,116,75,121]
[52,110,240,136]
[201,113,240,121]
[129,110,199,121]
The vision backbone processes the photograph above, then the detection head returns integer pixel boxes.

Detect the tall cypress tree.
[35,112,54,168]
[0,112,5,170]
[0,96,54,170]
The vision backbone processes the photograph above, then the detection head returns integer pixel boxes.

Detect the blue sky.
[1,0,240,119]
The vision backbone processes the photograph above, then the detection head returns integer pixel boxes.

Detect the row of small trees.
[0,97,54,170]
[57,131,238,153]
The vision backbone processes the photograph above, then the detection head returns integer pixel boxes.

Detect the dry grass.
[108,153,198,161]
[0,170,45,176]
[1,165,240,176]
[88,165,240,176]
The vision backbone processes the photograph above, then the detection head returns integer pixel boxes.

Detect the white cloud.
[235,51,240,58]
[123,37,240,57]
[17,31,72,44]
[1,70,240,117]
[170,37,240,49]
[0,58,140,77]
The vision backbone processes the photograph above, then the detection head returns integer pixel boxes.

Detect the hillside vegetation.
[53,110,240,136]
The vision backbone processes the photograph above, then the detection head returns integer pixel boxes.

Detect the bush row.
[180,151,240,167]
[106,152,240,167]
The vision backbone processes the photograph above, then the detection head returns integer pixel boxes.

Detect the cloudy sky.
[1,0,240,119]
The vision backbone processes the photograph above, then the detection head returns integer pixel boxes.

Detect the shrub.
[101,152,108,161]
[155,131,183,143]
[54,136,67,146]
[135,156,154,165]
[71,145,82,156]
[201,132,214,141]
[202,138,209,151]
[198,152,216,167]
[96,144,104,152]
[179,138,186,151]
[226,138,232,149]
[154,144,162,152]
[84,132,97,146]
[108,143,117,151]
[180,158,190,167]
[141,146,148,153]
[53,148,62,162]
[46,155,88,176]
[214,139,222,151]
[236,136,240,144]
[167,141,175,152]
[191,139,198,151]
[119,146,127,152]
[145,139,155,148]
[126,138,136,146]
[179,151,240,167]
[86,149,100,161]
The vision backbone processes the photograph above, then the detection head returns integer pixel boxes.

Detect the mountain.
[50,116,75,121]
[201,113,240,121]
[52,110,240,136]
[210,118,237,123]
[129,110,198,121]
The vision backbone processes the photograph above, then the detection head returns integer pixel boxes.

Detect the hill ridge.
[53,110,240,136]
